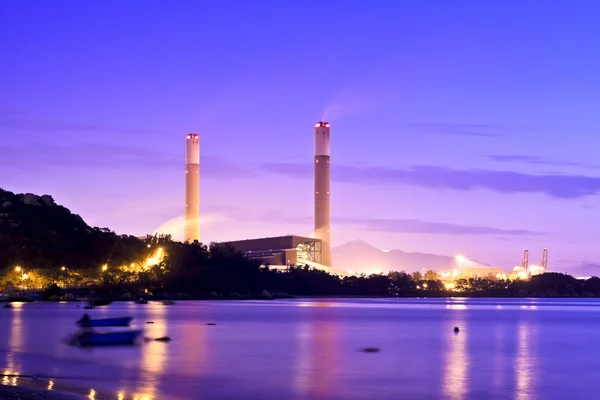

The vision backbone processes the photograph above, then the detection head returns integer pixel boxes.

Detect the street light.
[61,266,66,271]
[14,266,21,273]
[101,264,108,272]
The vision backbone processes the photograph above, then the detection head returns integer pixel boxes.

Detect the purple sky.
[2,1,600,270]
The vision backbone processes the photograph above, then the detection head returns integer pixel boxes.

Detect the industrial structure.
[314,122,332,267]
[225,235,350,277]
[215,122,348,276]
[446,255,504,279]
[184,133,200,242]
[511,249,548,278]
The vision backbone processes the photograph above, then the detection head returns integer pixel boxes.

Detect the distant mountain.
[563,264,600,278]
[332,240,462,274]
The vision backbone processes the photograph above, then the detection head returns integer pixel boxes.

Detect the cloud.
[487,154,600,170]
[401,123,503,137]
[0,114,155,136]
[0,142,251,177]
[252,211,536,236]
[260,163,600,199]
[337,217,538,235]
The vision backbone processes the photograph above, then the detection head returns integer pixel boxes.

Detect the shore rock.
[230,292,243,299]
[259,290,273,300]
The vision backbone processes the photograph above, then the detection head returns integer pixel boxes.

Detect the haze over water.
[1,299,599,399]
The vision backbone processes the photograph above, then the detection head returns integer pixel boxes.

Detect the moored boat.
[88,299,112,306]
[76,314,133,327]
[76,330,142,346]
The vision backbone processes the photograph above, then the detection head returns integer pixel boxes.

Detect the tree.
[411,271,423,282]
[424,270,440,281]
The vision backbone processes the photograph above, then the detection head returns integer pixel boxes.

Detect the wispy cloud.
[487,154,600,170]
[338,217,539,235]
[0,142,252,177]
[260,162,600,199]
[0,114,156,136]
[253,212,537,236]
[401,123,504,137]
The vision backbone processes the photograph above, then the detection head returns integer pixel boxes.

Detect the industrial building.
[225,235,323,268]
[225,235,351,277]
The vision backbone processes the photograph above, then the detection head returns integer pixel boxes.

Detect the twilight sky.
[2,1,600,270]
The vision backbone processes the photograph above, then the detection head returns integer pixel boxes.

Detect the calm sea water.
[1,298,600,399]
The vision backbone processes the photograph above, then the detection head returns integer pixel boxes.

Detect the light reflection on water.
[443,311,468,400]
[295,301,338,399]
[516,321,537,400]
[0,299,598,399]
[6,302,24,379]
[139,304,168,399]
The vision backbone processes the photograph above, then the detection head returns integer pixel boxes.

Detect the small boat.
[135,299,148,304]
[76,330,142,346]
[3,303,13,309]
[88,299,112,307]
[76,314,133,327]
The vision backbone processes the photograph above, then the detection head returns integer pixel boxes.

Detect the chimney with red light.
[185,133,200,242]
[314,122,332,266]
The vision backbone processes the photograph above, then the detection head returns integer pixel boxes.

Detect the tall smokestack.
[185,133,200,242]
[314,122,332,266]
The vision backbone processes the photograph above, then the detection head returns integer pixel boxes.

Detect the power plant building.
[225,235,323,267]
[184,133,200,242]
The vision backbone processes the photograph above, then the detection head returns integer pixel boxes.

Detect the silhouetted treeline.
[3,188,600,298]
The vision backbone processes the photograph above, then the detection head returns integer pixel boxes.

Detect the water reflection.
[139,304,168,399]
[515,321,537,400]
[492,323,507,392]
[442,312,468,400]
[295,303,339,399]
[179,319,208,377]
[5,302,24,376]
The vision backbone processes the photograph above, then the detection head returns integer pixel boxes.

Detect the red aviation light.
[324,122,330,127]
[186,134,191,139]
[315,122,321,128]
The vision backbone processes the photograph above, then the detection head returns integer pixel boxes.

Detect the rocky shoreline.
[0,384,84,399]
